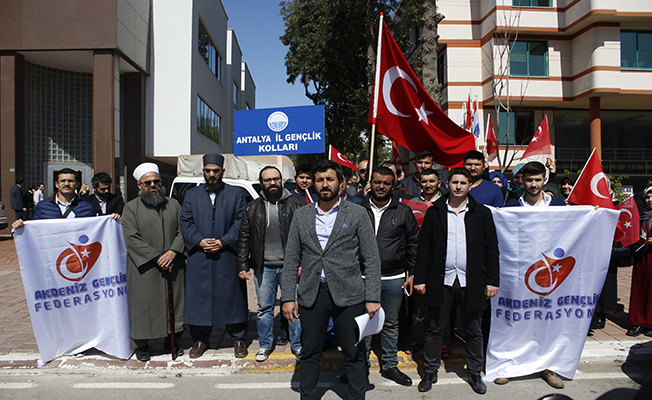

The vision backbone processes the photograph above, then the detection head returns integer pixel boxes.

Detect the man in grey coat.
[282,160,382,400]
[122,162,185,362]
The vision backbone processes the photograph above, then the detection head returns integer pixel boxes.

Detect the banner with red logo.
[485,206,620,381]
[14,216,131,366]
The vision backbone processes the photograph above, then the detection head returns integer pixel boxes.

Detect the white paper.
[354,307,385,345]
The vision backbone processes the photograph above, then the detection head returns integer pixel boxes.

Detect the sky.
[221,0,312,110]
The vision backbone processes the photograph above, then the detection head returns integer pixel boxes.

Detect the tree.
[483,5,529,173]
[280,0,441,166]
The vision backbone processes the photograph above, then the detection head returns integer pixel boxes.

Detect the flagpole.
[369,13,384,174]
[566,147,596,200]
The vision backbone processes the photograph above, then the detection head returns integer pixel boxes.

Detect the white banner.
[486,206,620,381]
[14,216,132,366]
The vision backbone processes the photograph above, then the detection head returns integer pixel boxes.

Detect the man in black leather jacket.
[236,166,305,361]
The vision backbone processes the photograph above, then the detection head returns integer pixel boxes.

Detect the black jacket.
[10,184,24,211]
[414,194,500,312]
[361,196,420,277]
[82,192,125,216]
[236,189,304,279]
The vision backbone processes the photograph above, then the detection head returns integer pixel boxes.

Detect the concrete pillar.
[589,97,602,160]
[92,50,119,191]
[122,72,145,201]
[0,53,25,228]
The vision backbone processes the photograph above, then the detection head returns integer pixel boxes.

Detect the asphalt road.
[0,360,648,400]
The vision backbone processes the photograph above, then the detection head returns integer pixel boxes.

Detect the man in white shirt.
[33,183,45,205]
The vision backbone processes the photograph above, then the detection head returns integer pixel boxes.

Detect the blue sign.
[234,105,325,156]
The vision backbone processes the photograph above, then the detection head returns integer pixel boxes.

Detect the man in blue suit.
[180,154,248,359]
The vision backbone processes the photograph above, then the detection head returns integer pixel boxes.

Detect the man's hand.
[363,181,371,197]
[414,284,426,295]
[238,270,251,280]
[282,302,299,324]
[157,250,176,271]
[199,238,222,253]
[110,213,121,221]
[485,285,499,299]
[545,157,557,174]
[11,219,24,230]
[365,302,381,319]
[402,276,414,297]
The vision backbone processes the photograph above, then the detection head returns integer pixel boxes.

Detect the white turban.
[133,162,160,182]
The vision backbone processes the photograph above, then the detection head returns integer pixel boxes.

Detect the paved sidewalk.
[0,236,650,372]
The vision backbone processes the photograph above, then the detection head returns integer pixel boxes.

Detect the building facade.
[410,0,651,183]
[0,0,255,229]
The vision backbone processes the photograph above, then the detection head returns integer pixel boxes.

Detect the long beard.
[140,186,167,206]
[204,175,223,193]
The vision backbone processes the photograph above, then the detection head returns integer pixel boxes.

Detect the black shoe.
[597,315,606,329]
[163,339,183,358]
[644,328,652,337]
[135,349,150,362]
[418,371,438,392]
[626,326,644,337]
[468,371,487,394]
[381,367,412,387]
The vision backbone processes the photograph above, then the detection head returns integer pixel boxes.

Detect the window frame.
[509,40,549,78]
[512,0,551,7]
[196,96,221,144]
[198,20,222,82]
[621,30,652,70]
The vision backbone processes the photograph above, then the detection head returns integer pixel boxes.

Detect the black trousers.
[423,278,484,373]
[189,323,247,344]
[299,284,367,400]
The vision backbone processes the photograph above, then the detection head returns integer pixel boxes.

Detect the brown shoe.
[234,341,248,358]
[189,341,208,359]
[541,369,564,389]
[494,377,509,385]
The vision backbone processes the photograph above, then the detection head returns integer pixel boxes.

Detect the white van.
[170,154,296,205]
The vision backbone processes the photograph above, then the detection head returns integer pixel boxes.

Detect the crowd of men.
[10,149,649,400]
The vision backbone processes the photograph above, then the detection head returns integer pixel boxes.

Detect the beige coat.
[122,197,185,340]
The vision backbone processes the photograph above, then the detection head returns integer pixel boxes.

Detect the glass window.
[197,97,221,144]
[198,21,222,81]
[498,110,535,146]
[622,31,652,69]
[510,40,548,77]
[233,82,238,106]
[513,0,551,6]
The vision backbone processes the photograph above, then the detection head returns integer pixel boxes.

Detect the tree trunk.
[421,0,444,106]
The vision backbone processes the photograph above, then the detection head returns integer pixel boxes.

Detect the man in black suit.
[10,177,26,221]
[414,167,500,395]
[82,172,125,217]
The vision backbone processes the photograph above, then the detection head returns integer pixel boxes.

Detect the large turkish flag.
[521,115,552,159]
[369,20,475,167]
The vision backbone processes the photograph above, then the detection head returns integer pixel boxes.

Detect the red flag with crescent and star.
[521,115,552,159]
[369,19,475,167]
[615,197,640,246]
[329,145,358,171]
[391,141,405,170]
[399,198,433,229]
[567,149,614,210]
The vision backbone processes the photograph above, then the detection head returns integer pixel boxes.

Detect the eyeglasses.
[203,168,222,174]
[358,169,367,173]
[262,177,281,183]
[140,179,161,186]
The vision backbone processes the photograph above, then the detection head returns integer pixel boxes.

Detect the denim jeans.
[254,266,301,350]
[365,277,404,370]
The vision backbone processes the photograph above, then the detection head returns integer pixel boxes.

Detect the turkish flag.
[567,149,614,210]
[329,145,358,171]
[466,94,473,131]
[521,115,552,159]
[369,20,475,167]
[486,115,498,162]
[391,141,405,170]
[616,197,640,246]
[399,198,433,229]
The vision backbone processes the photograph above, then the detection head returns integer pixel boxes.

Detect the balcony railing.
[556,148,652,175]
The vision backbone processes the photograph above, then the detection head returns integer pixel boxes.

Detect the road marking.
[72,383,175,389]
[214,370,641,390]
[0,382,36,389]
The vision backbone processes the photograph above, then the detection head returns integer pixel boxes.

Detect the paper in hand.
[354,307,385,345]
